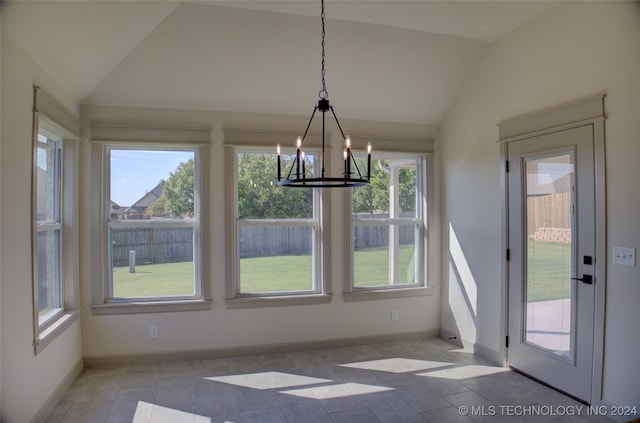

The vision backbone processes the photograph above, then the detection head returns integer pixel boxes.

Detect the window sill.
[225,294,332,309]
[343,286,434,302]
[35,309,80,355]
[91,299,211,315]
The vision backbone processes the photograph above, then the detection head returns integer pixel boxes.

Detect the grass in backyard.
[238,244,417,292]
[113,261,195,298]
[527,240,571,303]
[239,254,313,293]
[354,245,416,287]
[112,246,416,297]
[112,241,572,300]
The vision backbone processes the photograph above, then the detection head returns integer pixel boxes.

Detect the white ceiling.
[2,1,560,124]
[208,1,560,42]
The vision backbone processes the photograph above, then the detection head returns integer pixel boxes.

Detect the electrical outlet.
[612,246,636,266]
[391,310,399,321]
[149,325,159,339]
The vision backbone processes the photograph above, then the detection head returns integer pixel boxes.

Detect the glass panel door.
[524,152,574,360]
[507,122,597,403]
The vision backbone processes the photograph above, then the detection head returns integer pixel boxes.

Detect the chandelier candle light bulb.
[343,149,348,176]
[367,142,372,180]
[301,151,306,179]
[296,136,302,179]
[345,136,352,176]
[276,143,281,180]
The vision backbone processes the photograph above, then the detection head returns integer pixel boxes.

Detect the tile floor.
[46,337,614,423]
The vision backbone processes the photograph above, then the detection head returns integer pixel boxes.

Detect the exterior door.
[507,124,595,402]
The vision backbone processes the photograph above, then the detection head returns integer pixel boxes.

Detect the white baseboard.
[84,329,440,367]
[439,327,463,347]
[31,357,84,423]
[474,342,503,366]
[439,327,503,366]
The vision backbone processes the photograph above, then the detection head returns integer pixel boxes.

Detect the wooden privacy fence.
[238,225,415,258]
[353,224,415,249]
[239,226,311,258]
[111,227,193,267]
[353,212,416,249]
[527,192,572,243]
[112,215,417,266]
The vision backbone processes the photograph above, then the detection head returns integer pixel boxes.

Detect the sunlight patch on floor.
[339,357,453,373]
[133,401,211,423]
[281,382,394,400]
[419,364,509,380]
[204,371,332,390]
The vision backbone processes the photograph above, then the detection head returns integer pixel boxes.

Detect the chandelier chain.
[319,0,328,99]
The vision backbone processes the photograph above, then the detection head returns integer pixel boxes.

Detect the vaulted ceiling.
[2,1,559,124]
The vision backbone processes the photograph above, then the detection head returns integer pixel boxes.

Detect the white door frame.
[498,95,607,405]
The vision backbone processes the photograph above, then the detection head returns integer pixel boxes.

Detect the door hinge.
[505,160,510,172]
[506,336,509,348]
[506,249,510,261]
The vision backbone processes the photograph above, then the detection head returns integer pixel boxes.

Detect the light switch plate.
[612,246,636,266]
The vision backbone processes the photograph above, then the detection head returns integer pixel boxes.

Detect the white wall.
[0,34,83,422]
[79,105,441,360]
[441,0,640,410]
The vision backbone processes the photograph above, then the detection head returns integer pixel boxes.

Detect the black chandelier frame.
[276,0,371,188]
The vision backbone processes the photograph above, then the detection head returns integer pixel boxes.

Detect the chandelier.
[277,0,371,188]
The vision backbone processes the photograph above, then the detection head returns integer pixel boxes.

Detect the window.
[346,150,434,300]
[35,130,64,328]
[90,124,211,314]
[31,86,80,354]
[223,133,331,308]
[106,147,201,301]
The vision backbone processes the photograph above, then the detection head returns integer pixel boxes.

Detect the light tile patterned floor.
[46,337,614,423]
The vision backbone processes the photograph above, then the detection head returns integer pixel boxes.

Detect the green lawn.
[113,261,195,298]
[113,246,416,297]
[354,245,416,287]
[239,253,313,293]
[527,240,572,302]
[113,241,572,301]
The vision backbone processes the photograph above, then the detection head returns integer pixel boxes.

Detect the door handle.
[571,274,593,284]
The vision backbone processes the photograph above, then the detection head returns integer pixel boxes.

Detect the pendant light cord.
[319,0,328,99]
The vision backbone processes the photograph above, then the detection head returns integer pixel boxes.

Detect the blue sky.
[110,149,194,206]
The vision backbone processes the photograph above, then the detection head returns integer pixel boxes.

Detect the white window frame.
[106,146,201,301]
[90,125,211,315]
[343,138,436,302]
[35,130,64,328]
[224,129,332,308]
[31,86,80,355]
